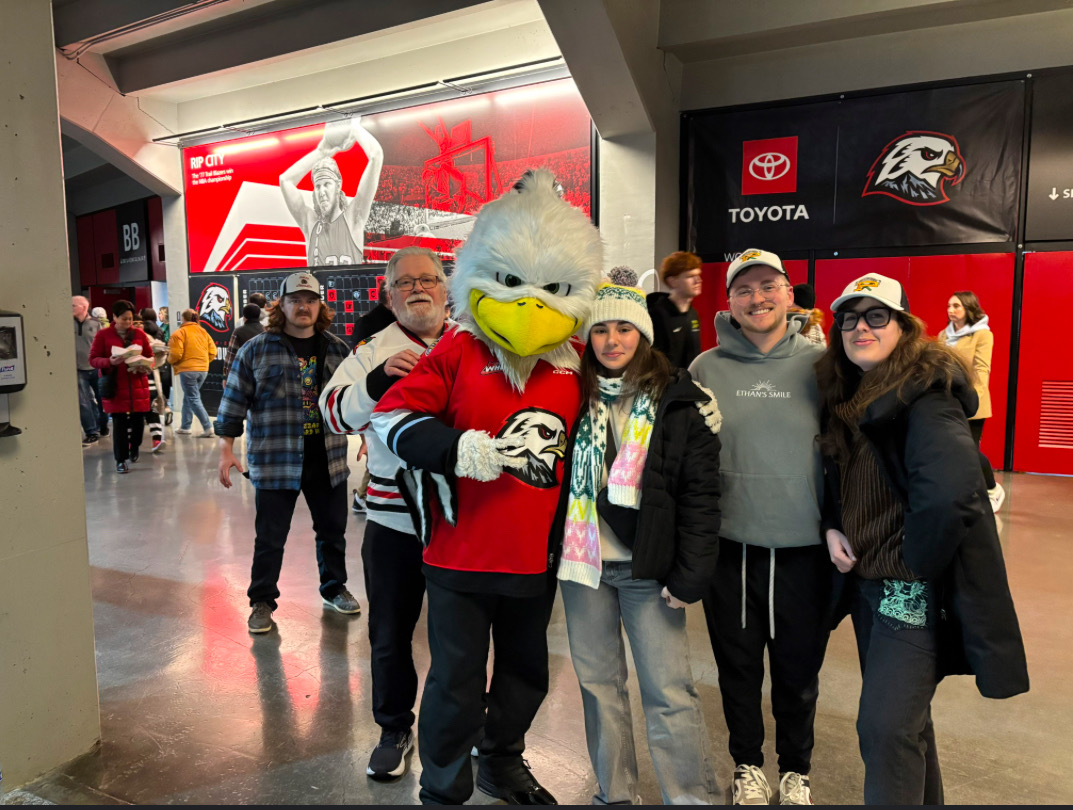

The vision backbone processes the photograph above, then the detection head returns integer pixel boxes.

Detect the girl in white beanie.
[551,267,725,804]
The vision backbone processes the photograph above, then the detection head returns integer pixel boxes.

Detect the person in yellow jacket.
[169,308,218,437]
[942,291,1003,512]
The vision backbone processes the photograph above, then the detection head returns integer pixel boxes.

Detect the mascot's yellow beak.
[470,290,579,357]
[545,432,567,459]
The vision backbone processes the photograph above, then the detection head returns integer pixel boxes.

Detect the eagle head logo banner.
[197,283,233,333]
[863,131,965,206]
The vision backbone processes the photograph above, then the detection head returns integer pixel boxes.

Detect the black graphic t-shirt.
[285,334,323,437]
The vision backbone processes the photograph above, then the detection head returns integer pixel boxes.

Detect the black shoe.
[82,434,99,446]
[477,757,558,805]
[248,602,275,634]
[366,728,414,780]
[116,461,129,474]
[100,426,110,437]
[130,450,140,463]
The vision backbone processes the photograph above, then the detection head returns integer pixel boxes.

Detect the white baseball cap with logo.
[725,249,788,291]
[831,273,911,313]
[280,271,321,299]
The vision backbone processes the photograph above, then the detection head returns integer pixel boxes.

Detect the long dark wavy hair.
[816,310,969,462]
[266,296,334,334]
[580,334,674,403]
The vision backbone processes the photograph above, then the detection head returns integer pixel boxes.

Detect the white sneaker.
[732,764,772,805]
[175,428,193,435]
[779,772,813,805]
[988,482,1006,512]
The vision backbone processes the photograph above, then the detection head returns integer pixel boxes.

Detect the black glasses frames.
[834,306,894,332]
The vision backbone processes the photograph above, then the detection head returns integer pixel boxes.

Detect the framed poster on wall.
[183,78,593,274]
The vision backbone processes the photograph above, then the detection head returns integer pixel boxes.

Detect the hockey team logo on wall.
[197,283,233,332]
[862,131,965,206]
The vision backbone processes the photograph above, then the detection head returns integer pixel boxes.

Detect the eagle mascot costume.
[371,169,602,805]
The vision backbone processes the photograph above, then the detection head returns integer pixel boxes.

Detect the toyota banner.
[683,80,1025,257]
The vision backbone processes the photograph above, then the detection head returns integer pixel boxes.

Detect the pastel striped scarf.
[558,376,657,589]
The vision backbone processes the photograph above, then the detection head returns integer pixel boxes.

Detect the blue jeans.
[179,371,211,431]
[561,563,720,805]
[77,368,107,436]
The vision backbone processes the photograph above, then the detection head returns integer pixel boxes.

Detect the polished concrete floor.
[5,430,1072,804]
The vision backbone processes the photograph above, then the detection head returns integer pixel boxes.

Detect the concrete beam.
[660,0,1073,62]
[537,0,653,138]
[53,0,194,48]
[103,0,487,94]
[56,52,182,197]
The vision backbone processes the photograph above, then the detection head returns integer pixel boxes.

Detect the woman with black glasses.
[815,273,1028,805]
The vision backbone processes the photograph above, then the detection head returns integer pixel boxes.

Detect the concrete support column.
[162,196,190,416]
[0,0,101,791]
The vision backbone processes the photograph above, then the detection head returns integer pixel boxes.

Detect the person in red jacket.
[89,300,153,473]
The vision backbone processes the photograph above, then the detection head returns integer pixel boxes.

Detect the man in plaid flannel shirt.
[216,271,361,634]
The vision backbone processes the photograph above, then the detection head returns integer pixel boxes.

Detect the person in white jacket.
[319,246,450,780]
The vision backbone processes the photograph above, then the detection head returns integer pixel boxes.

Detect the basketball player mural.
[280,116,384,267]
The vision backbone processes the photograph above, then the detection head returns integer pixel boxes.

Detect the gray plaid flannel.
[215,330,351,490]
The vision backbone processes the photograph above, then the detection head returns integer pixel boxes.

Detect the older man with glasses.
[688,249,829,806]
[319,246,450,780]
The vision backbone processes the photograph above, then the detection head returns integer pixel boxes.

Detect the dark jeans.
[248,454,349,610]
[77,369,107,436]
[850,576,943,805]
[702,539,831,775]
[418,578,556,804]
[969,419,997,489]
[111,412,144,462]
[361,520,426,732]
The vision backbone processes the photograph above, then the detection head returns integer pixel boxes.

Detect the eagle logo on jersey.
[863,131,964,206]
[197,283,233,333]
[496,408,569,488]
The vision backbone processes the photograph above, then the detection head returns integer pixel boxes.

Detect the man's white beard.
[401,302,445,335]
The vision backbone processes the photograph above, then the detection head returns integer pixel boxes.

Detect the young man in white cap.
[319,247,451,780]
[688,249,829,806]
[280,116,384,267]
[216,271,361,634]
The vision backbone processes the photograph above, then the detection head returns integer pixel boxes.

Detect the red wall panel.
[694,260,809,350]
[92,209,119,285]
[815,254,1014,469]
[1014,252,1073,474]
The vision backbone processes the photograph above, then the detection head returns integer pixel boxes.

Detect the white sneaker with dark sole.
[732,764,772,805]
[988,482,1006,513]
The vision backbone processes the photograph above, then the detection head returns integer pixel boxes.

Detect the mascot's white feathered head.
[452,169,603,391]
[863,131,964,205]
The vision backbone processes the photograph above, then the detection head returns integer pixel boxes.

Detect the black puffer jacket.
[550,370,721,603]
[824,369,1029,699]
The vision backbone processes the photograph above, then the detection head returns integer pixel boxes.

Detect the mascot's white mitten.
[693,382,723,435]
[455,430,527,482]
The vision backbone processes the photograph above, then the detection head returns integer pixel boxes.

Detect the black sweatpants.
[111,412,144,462]
[850,576,943,805]
[418,578,556,805]
[248,448,349,610]
[702,539,831,775]
[361,520,426,733]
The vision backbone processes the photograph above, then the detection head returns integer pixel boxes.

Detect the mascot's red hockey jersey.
[371,170,603,596]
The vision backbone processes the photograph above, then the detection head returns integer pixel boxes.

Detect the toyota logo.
[748,152,791,181]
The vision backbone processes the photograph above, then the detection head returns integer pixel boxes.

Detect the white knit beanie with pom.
[583,266,654,345]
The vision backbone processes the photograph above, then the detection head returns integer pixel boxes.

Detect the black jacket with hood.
[824,368,1029,699]
[550,370,722,604]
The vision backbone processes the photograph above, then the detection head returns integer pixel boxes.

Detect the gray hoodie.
[689,312,823,548]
